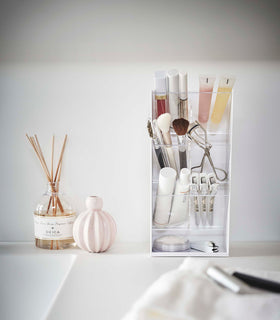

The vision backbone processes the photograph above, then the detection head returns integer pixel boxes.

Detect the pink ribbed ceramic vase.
[73,196,117,253]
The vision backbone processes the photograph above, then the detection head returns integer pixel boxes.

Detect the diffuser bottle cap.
[86,196,103,210]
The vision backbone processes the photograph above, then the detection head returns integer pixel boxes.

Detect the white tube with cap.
[169,168,191,226]
[153,167,177,227]
[167,69,179,122]
[179,72,188,119]
[154,71,167,95]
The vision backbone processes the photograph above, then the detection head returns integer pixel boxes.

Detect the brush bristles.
[157,113,171,133]
[173,118,189,136]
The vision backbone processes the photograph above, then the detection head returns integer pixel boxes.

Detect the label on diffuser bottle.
[34,215,75,240]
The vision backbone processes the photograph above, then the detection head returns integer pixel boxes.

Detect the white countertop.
[1,242,280,320]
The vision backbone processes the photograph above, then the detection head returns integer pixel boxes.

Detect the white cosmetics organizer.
[151,90,233,256]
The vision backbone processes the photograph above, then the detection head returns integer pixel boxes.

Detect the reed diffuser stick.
[54,135,67,182]
[50,136,55,249]
[53,136,67,216]
[47,136,55,214]
[54,135,67,250]
[51,135,54,182]
[34,135,51,179]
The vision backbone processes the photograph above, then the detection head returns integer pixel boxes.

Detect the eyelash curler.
[187,121,228,182]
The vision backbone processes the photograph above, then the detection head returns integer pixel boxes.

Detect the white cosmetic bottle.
[179,72,188,119]
[167,69,179,122]
[153,167,177,227]
[169,168,191,226]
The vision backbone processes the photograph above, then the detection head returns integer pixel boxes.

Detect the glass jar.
[34,182,76,250]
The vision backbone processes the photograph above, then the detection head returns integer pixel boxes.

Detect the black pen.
[233,272,280,294]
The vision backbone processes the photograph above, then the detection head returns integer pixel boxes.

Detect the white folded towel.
[123,259,280,320]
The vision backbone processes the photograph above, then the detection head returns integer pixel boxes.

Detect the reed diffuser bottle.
[26,134,75,250]
[34,182,75,250]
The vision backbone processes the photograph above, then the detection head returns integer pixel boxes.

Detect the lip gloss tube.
[167,69,179,122]
[198,76,215,124]
[154,71,168,117]
[211,76,235,125]
[179,72,188,120]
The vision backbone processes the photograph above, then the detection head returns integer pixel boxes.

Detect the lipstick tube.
[154,71,168,117]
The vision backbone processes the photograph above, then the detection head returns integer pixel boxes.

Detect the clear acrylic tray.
[151,91,233,256]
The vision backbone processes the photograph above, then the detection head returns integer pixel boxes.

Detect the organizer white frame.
[150,91,233,257]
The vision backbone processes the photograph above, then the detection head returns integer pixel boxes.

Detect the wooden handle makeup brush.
[157,113,177,172]
[173,118,189,169]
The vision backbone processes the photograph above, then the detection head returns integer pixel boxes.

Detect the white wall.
[0,0,279,242]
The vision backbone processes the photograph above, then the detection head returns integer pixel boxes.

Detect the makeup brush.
[157,113,177,172]
[152,119,170,167]
[172,118,189,169]
[147,120,165,169]
[157,113,172,144]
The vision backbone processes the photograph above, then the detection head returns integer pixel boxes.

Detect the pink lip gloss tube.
[198,76,216,124]
[154,71,168,117]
